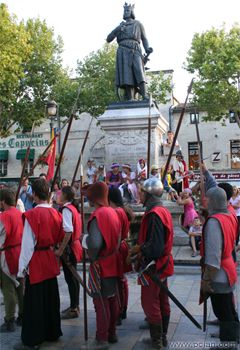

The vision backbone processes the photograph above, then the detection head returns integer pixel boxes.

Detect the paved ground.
[1,269,240,350]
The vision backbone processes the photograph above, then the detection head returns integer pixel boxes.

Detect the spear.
[147,94,152,178]
[15,123,35,203]
[79,163,88,341]
[194,110,207,332]
[161,79,194,183]
[71,117,94,186]
[50,114,74,192]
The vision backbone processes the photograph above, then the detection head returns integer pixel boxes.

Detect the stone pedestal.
[98,101,168,169]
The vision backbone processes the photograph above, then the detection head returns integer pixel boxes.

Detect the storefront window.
[0,160,8,176]
[230,140,240,169]
[188,142,202,170]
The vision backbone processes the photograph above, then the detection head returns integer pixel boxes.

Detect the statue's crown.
[124,2,135,11]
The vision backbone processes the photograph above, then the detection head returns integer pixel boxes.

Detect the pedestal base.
[98,101,168,169]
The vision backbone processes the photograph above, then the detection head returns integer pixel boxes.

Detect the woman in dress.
[177,188,198,229]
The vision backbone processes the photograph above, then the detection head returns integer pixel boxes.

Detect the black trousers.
[21,276,62,347]
[62,251,80,309]
[210,293,239,341]
[172,181,182,195]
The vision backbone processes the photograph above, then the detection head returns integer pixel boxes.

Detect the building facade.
[171,106,240,185]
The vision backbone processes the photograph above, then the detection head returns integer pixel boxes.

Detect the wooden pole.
[51,114,74,192]
[15,123,35,202]
[147,95,152,178]
[194,111,207,332]
[71,117,93,186]
[80,163,88,341]
[161,79,194,183]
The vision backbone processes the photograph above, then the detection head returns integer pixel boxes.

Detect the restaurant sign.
[0,133,49,149]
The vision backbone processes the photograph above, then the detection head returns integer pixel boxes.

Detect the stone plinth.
[98,100,168,169]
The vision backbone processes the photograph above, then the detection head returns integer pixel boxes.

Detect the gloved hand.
[201,279,214,294]
[130,244,141,255]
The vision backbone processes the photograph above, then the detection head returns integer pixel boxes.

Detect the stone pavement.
[1,270,240,350]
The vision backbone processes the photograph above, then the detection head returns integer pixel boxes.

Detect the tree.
[76,44,172,117]
[0,5,65,135]
[184,24,240,127]
[0,4,31,134]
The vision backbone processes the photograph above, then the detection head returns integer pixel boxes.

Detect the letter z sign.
[211,152,221,162]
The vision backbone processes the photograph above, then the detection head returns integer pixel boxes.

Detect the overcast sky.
[4,0,240,101]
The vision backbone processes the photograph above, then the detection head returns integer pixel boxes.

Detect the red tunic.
[201,213,237,287]
[88,206,121,278]
[64,204,83,262]
[0,207,23,275]
[138,206,174,280]
[24,207,64,285]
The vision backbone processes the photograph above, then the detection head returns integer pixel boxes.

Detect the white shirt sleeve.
[62,208,73,233]
[18,219,36,278]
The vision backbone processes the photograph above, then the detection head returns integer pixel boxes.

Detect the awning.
[0,150,9,161]
[16,149,35,161]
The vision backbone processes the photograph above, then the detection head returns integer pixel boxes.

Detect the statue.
[107,3,153,101]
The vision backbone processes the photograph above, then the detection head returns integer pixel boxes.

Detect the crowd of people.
[0,155,240,349]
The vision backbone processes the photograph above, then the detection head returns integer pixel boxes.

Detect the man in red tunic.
[200,187,239,350]
[131,177,174,349]
[0,188,23,332]
[55,186,83,319]
[14,179,64,350]
[81,182,121,350]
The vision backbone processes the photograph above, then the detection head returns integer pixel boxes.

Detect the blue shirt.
[20,185,33,211]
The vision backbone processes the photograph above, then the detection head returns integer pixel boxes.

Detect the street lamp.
[47,100,57,117]
[46,100,57,137]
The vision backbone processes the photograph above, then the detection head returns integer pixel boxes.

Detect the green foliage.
[147,71,172,105]
[0,4,31,134]
[0,4,65,135]
[184,24,240,126]
[76,44,116,117]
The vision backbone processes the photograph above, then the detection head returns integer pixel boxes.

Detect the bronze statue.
[107,3,153,101]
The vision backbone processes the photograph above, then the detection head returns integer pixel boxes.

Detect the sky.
[4,0,240,101]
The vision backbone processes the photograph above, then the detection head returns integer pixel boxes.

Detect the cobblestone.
[0,271,239,350]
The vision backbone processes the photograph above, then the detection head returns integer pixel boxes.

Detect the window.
[230,140,240,169]
[190,113,199,124]
[21,160,34,175]
[188,142,202,170]
[0,160,8,176]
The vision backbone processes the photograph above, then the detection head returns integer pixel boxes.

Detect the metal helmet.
[142,177,163,197]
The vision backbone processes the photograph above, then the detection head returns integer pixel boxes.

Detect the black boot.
[149,323,163,349]
[219,321,239,343]
[162,315,170,347]
[0,317,16,332]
